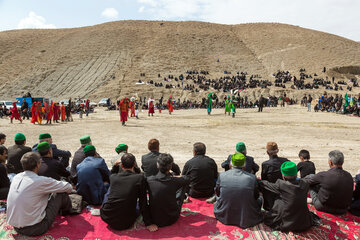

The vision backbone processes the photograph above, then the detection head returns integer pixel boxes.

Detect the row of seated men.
[0,132,359,237]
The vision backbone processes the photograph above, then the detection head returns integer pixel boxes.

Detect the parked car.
[98,98,110,107]
[59,99,69,106]
[75,99,97,107]
[0,100,21,110]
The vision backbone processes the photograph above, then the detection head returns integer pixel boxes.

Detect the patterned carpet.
[0,198,359,240]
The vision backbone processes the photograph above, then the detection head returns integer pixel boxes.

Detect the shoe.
[183,194,190,203]
[307,198,313,204]
[206,195,216,204]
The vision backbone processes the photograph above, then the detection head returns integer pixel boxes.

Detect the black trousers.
[15,193,72,236]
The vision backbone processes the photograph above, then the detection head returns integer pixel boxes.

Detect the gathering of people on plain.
[0,132,360,237]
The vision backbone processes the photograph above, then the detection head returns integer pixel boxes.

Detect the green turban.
[83,145,96,153]
[236,142,246,153]
[231,153,246,167]
[39,133,51,140]
[80,135,91,144]
[281,161,297,176]
[14,133,26,141]
[115,144,128,153]
[37,142,50,152]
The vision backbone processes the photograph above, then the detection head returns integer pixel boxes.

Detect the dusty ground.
[1,106,359,176]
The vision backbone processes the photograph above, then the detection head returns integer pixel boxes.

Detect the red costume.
[53,103,60,121]
[148,99,155,114]
[119,98,129,125]
[168,97,173,113]
[10,102,21,120]
[30,102,38,124]
[129,100,135,117]
[60,103,66,121]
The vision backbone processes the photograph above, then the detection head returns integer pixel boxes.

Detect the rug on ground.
[0,198,359,240]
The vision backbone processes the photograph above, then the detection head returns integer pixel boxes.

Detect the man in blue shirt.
[76,145,110,205]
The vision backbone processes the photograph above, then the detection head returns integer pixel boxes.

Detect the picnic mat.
[0,198,359,240]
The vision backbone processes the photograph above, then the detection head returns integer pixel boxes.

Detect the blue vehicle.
[16,97,49,108]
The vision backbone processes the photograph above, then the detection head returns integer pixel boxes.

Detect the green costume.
[207,92,213,114]
[225,96,231,113]
[231,95,237,113]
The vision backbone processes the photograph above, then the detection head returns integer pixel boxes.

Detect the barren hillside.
[0,21,359,101]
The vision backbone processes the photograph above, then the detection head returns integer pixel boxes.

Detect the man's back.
[182,155,218,198]
[308,167,353,211]
[214,169,262,228]
[141,152,180,177]
[101,171,151,230]
[7,145,32,174]
[76,156,110,205]
[70,147,85,177]
[147,172,189,227]
[6,171,72,228]
[261,157,289,183]
[38,157,70,181]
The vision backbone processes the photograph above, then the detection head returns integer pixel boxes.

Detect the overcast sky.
[0,0,359,41]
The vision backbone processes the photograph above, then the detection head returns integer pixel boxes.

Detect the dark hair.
[0,133,6,140]
[0,145,7,155]
[148,139,159,152]
[21,152,41,171]
[39,149,50,157]
[157,153,173,173]
[283,175,297,181]
[84,150,96,157]
[121,153,136,169]
[15,140,25,145]
[193,142,206,155]
[298,149,310,160]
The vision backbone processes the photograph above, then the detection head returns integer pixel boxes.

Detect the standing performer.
[60,102,66,122]
[30,101,38,124]
[148,97,155,117]
[207,92,213,115]
[129,97,136,117]
[10,102,22,124]
[225,96,231,116]
[134,99,140,119]
[119,97,129,126]
[44,101,52,124]
[36,102,43,124]
[53,102,60,123]
[168,95,173,115]
[230,95,237,118]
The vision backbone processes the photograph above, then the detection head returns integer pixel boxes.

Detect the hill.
[0,21,359,101]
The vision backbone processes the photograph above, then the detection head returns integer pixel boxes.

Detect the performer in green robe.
[207,92,213,115]
[225,96,231,115]
[231,95,237,118]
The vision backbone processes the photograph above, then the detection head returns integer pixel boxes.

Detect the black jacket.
[182,154,218,198]
[38,157,71,181]
[147,172,190,227]
[101,170,152,230]
[33,143,71,168]
[141,151,181,177]
[221,154,259,174]
[7,144,32,174]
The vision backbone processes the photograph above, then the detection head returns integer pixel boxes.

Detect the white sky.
[0,0,359,41]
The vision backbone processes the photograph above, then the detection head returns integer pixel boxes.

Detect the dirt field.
[1,105,359,176]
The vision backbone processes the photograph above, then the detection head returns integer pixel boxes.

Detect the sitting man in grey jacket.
[214,153,263,229]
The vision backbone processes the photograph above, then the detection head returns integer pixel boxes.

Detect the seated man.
[6,152,72,236]
[141,139,180,177]
[0,133,6,145]
[7,133,32,174]
[297,149,316,178]
[101,153,157,231]
[259,162,314,232]
[214,153,263,228]
[182,142,218,198]
[350,170,360,216]
[110,144,141,174]
[70,135,93,178]
[37,142,71,181]
[221,142,259,174]
[0,145,10,200]
[33,133,71,168]
[147,153,190,228]
[76,145,110,205]
[261,142,289,210]
[306,150,353,215]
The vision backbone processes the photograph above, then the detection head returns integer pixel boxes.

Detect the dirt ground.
[1,105,359,176]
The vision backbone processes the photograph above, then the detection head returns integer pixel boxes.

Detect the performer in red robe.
[53,103,60,123]
[44,102,52,124]
[168,96,173,115]
[10,102,22,123]
[36,102,43,124]
[119,97,129,126]
[30,101,38,124]
[148,97,155,117]
[60,102,66,122]
[129,97,135,117]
